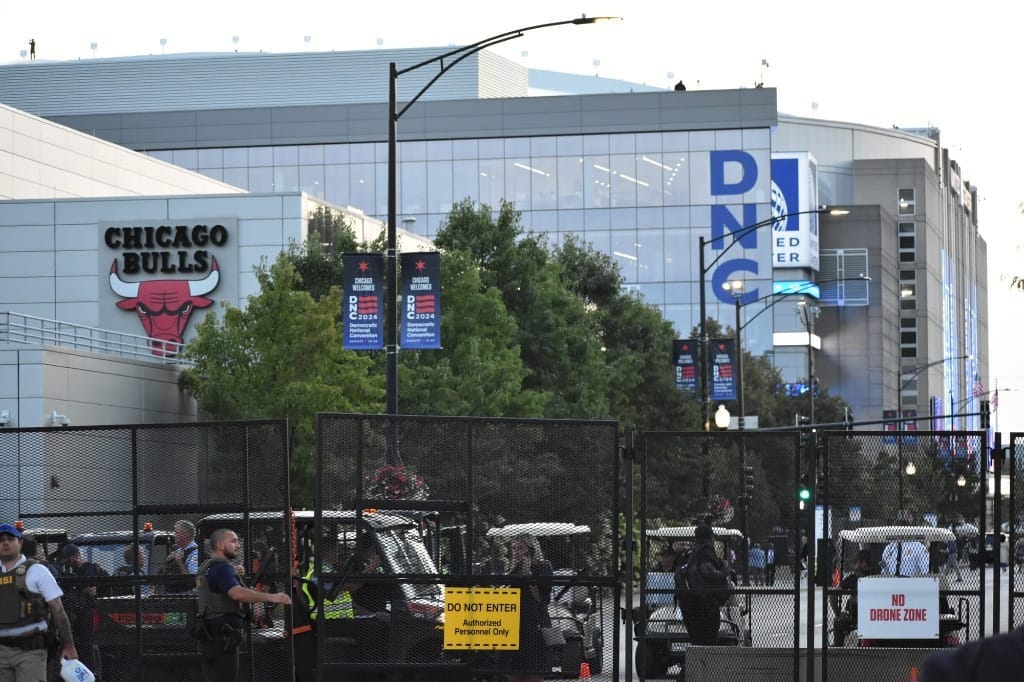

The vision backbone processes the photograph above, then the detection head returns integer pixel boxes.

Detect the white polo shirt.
[0,554,63,638]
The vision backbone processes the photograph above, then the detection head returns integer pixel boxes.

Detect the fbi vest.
[301,564,354,620]
[0,560,49,628]
[196,557,246,619]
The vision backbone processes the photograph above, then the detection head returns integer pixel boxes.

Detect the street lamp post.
[798,300,820,426]
[698,206,848,431]
[724,279,750,585]
[897,458,918,515]
[898,354,973,424]
[384,17,614,426]
[892,354,970,512]
[715,275,867,586]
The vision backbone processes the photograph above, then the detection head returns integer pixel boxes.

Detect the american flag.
[972,374,986,398]
[992,389,999,413]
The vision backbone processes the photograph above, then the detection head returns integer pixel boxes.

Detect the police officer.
[0,522,79,680]
[195,528,290,682]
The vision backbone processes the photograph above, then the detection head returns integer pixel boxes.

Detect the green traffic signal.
[798,473,811,501]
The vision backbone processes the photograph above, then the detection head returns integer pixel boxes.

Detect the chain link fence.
[310,414,619,682]
[0,420,290,682]
[2,417,1008,681]
[633,429,991,681]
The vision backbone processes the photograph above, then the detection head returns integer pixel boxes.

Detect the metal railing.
[0,311,191,365]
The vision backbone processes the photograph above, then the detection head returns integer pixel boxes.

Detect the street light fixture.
[698,205,848,430]
[385,16,617,422]
[797,300,820,427]
[714,404,731,429]
[898,456,918,515]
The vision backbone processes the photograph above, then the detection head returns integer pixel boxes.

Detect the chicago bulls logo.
[109,257,220,357]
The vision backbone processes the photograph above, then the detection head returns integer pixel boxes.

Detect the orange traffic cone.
[579,662,591,680]
[908,667,920,682]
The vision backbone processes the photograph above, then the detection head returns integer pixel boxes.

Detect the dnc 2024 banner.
[400,252,441,350]
[673,338,736,401]
[342,253,383,350]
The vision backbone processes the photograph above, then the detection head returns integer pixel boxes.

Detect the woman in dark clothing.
[503,533,554,682]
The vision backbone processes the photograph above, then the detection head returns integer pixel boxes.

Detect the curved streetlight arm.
[951,387,1014,412]
[697,204,847,430]
[736,275,870,332]
[701,206,836,274]
[899,354,972,394]
[385,16,615,425]
[394,16,620,120]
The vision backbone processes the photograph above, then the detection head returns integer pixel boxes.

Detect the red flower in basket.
[365,464,429,501]
[706,494,734,524]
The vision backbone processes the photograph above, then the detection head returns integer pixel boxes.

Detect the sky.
[4,0,1022,430]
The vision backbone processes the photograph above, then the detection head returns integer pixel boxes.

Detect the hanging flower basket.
[364,464,430,501]
[706,494,734,524]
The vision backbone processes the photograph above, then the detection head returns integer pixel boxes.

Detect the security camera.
[0,409,9,426]
[50,411,71,427]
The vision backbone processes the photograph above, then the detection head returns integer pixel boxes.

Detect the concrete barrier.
[685,646,939,681]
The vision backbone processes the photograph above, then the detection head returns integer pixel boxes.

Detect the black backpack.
[676,547,730,606]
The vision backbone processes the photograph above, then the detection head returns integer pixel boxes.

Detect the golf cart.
[633,526,749,678]
[485,522,605,678]
[834,526,969,648]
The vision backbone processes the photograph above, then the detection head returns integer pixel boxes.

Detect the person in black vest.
[0,523,79,680]
[59,544,105,673]
[675,521,731,646]
[195,528,290,682]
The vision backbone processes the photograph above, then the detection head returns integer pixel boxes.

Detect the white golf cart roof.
[200,509,417,530]
[486,522,590,538]
[646,526,744,540]
[839,526,955,544]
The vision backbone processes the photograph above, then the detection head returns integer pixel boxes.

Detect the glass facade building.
[147,128,776,346]
[0,49,988,429]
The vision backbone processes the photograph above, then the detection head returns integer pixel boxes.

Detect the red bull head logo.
[109,257,220,357]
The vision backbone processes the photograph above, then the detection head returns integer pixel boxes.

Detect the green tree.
[555,234,697,430]
[434,200,609,419]
[398,249,546,417]
[289,206,362,302]
[179,254,384,504]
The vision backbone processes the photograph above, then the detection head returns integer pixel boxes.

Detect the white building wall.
[0,104,245,200]
[0,346,196,429]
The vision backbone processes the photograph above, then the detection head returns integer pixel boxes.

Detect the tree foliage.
[178,254,384,504]
[434,200,609,419]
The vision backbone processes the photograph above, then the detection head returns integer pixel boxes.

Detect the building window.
[900,317,918,359]
[816,249,869,305]
[898,188,915,215]
[898,221,916,265]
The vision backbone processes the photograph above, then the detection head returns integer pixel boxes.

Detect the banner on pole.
[342,253,384,350]
[673,340,698,392]
[400,252,442,350]
[709,338,737,402]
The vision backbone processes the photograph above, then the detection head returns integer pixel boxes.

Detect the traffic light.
[980,400,991,429]
[742,465,755,496]
[798,473,812,504]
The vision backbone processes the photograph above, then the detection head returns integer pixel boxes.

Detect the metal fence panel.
[635,431,802,680]
[312,414,619,682]
[0,420,290,682]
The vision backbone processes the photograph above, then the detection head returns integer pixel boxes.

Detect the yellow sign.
[443,587,521,650]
